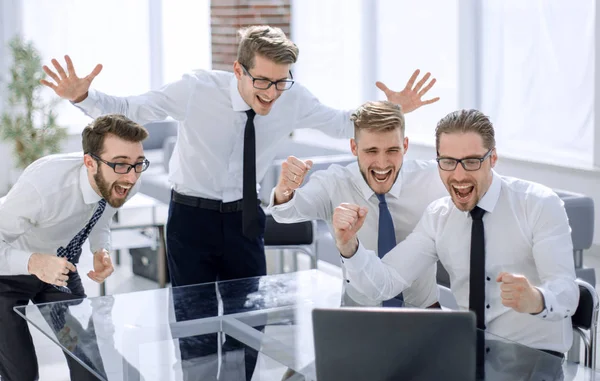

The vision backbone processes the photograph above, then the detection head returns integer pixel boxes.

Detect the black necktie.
[469,206,486,329]
[469,206,486,380]
[242,109,259,239]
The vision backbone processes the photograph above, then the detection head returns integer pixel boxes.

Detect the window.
[377,0,459,146]
[480,0,594,165]
[22,0,151,133]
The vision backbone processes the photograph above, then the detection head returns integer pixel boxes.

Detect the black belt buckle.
[219,201,228,213]
[220,200,241,213]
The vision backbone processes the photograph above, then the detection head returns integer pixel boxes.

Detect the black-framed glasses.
[89,153,150,174]
[436,148,494,171]
[240,64,294,91]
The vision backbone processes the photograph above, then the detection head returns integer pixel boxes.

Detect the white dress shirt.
[0,153,140,275]
[75,70,353,202]
[268,159,447,307]
[343,170,578,352]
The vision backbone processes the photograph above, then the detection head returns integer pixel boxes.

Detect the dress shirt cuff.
[7,249,33,276]
[340,242,370,272]
[72,89,98,114]
[267,187,296,211]
[532,286,560,320]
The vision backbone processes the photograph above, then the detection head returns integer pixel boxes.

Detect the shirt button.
[486,277,491,281]
[346,279,350,283]
[486,304,490,309]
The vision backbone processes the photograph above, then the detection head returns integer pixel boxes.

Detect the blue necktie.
[54,199,107,293]
[376,194,403,306]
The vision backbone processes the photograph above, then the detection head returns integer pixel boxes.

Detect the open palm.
[41,55,103,102]
[376,69,440,113]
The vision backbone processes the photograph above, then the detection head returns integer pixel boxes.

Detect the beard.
[94,170,128,208]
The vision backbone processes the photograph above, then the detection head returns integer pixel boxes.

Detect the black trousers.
[166,196,267,381]
[0,272,105,381]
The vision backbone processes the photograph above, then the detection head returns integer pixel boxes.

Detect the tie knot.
[470,206,485,220]
[376,193,387,204]
[246,109,256,120]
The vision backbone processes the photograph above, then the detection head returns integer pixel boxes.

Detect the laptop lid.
[312,307,476,381]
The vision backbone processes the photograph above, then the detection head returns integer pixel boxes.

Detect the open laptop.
[312,307,476,381]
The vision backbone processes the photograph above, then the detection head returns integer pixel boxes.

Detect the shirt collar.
[476,169,501,214]
[79,164,102,205]
[350,162,404,202]
[230,75,251,112]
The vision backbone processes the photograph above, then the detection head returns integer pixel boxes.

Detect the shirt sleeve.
[294,83,354,138]
[268,171,334,223]
[342,209,439,302]
[74,74,195,124]
[530,191,579,321]
[0,180,44,275]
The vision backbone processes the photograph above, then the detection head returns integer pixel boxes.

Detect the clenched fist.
[333,203,368,258]
[273,156,313,205]
[28,253,77,287]
[497,272,544,314]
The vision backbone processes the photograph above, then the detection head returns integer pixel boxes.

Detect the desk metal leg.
[157,225,167,288]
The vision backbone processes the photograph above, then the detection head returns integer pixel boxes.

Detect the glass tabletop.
[13,270,600,381]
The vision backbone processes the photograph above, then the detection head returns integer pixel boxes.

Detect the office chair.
[264,214,318,272]
[569,278,599,369]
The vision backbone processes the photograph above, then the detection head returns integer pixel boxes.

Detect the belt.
[172,190,243,213]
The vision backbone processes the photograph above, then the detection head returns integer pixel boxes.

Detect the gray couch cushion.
[143,120,178,150]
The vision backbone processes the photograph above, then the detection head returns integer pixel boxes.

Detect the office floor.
[29,232,600,380]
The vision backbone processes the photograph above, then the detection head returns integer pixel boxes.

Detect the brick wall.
[210,0,291,71]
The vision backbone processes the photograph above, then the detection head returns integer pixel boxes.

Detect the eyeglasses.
[89,153,150,174]
[240,64,295,91]
[436,148,494,171]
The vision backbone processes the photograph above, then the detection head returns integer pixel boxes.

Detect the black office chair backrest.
[264,215,313,246]
[572,283,594,330]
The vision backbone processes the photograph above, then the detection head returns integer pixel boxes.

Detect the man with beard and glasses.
[269,100,447,308]
[334,109,578,370]
[0,114,148,381]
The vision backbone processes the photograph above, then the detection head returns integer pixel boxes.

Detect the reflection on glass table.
[13,270,600,380]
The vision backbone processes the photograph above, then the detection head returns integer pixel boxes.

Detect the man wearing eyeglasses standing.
[0,114,148,381]
[41,25,439,292]
[334,109,578,374]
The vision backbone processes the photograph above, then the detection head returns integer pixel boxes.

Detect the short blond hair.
[351,101,405,138]
[435,109,495,151]
[237,25,299,69]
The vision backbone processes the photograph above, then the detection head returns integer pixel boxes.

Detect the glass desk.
[14,270,600,380]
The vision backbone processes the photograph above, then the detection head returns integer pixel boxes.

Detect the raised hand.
[496,272,545,314]
[333,203,368,258]
[28,253,77,287]
[87,249,114,283]
[376,69,440,114]
[40,55,103,102]
[273,156,313,205]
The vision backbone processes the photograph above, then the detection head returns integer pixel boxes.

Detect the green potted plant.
[0,36,67,181]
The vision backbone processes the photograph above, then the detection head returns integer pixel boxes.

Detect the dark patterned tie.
[54,199,107,293]
[469,205,486,379]
[377,194,403,306]
[242,109,259,239]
